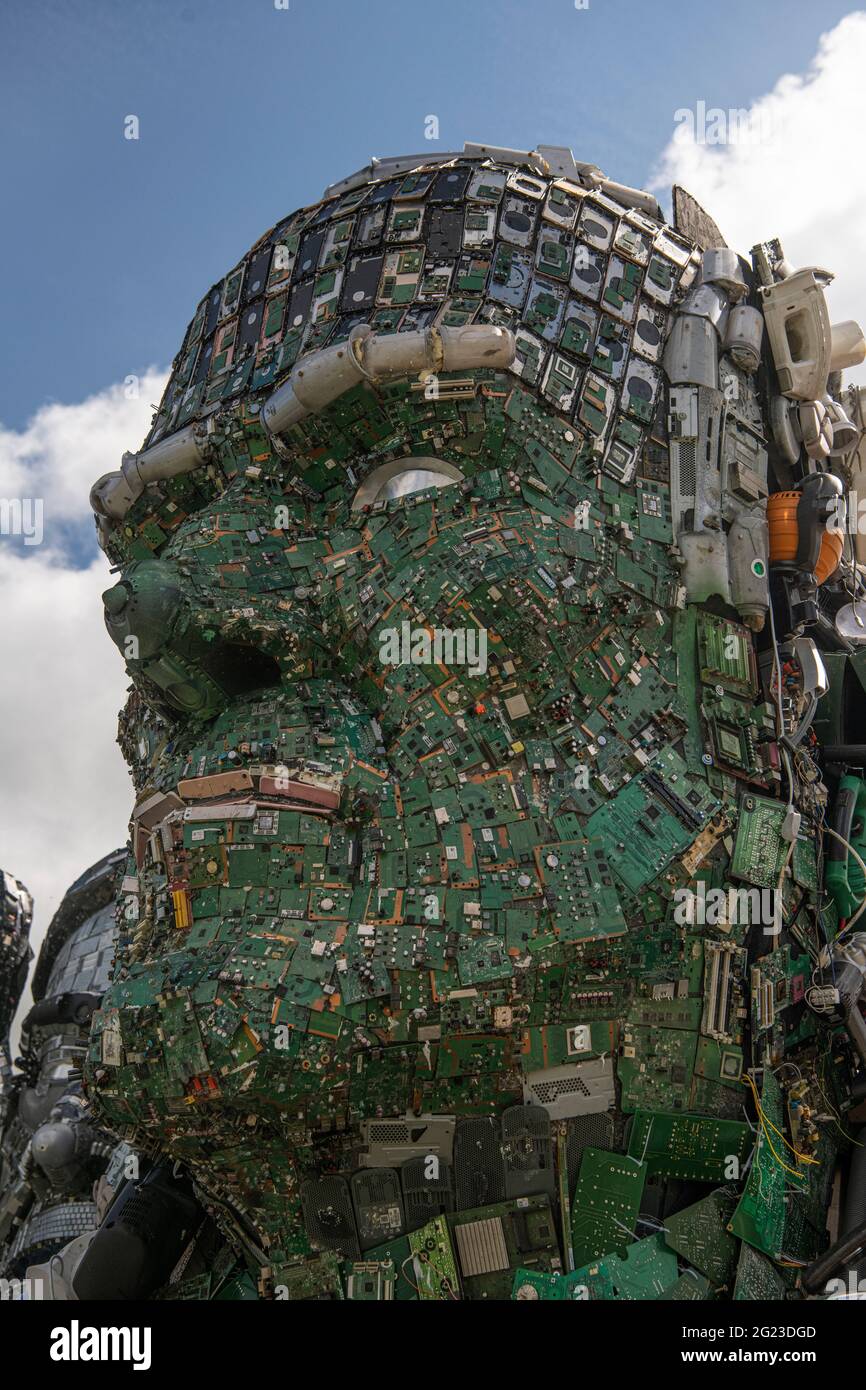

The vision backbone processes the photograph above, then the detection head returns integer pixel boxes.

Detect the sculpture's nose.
[102,582,130,617]
[102,559,281,720]
[102,559,221,717]
[101,559,183,664]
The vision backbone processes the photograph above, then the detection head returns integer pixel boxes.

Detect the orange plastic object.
[767,491,843,584]
[816,525,844,583]
[767,492,800,564]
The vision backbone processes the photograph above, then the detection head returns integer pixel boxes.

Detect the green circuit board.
[513,1233,678,1301]
[733,1243,791,1301]
[664,1190,739,1287]
[570,1149,647,1267]
[729,1069,796,1260]
[730,795,788,889]
[627,1111,753,1181]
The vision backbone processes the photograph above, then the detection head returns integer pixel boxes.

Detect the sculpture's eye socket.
[351,458,464,510]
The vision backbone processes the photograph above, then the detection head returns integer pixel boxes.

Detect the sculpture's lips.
[130,770,341,869]
[177,770,340,811]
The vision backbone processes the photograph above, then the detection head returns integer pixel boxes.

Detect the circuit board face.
[80,144,856,1301]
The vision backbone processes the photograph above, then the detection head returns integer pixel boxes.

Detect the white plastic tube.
[261,323,515,436]
[91,324,516,525]
[90,426,206,521]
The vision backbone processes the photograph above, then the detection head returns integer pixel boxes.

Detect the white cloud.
[0,368,168,541]
[650,10,866,375]
[0,551,131,942]
[0,372,166,1038]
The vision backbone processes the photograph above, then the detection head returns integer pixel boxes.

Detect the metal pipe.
[260,323,516,437]
[90,425,205,521]
[803,1217,866,1293]
[592,177,662,220]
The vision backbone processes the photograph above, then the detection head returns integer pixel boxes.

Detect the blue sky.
[0,0,858,433]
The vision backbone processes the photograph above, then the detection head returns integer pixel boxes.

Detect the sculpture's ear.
[672,185,729,251]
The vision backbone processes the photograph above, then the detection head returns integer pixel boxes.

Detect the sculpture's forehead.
[144,149,700,454]
[93,146,711,568]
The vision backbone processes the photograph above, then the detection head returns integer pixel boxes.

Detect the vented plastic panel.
[453,1118,505,1211]
[501,1104,554,1198]
[300,1176,360,1259]
[9,1201,97,1260]
[401,1155,454,1231]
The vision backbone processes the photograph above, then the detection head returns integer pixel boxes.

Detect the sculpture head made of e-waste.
[85,143,866,1302]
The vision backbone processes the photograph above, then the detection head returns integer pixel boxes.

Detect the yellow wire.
[757,1112,806,1181]
[757,1111,807,1181]
[741,1076,814,1178]
[743,1076,802,1180]
[760,1106,820,1166]
[742,1074,819,1163]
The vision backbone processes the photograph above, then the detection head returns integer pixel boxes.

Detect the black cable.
[802,1217,866,1293]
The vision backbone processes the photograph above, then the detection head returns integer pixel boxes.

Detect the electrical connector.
[810,985,840,1010]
